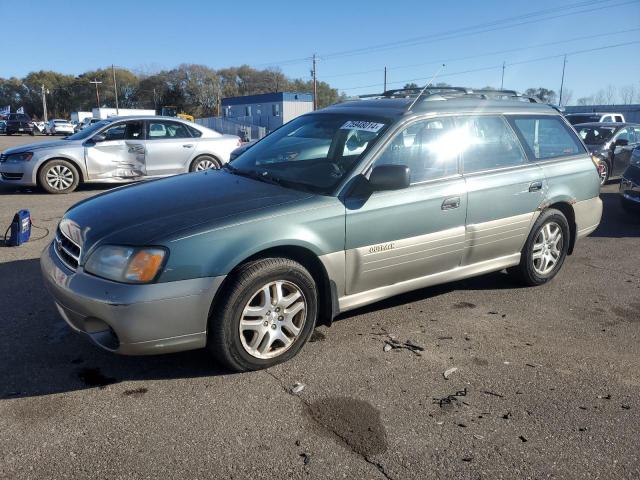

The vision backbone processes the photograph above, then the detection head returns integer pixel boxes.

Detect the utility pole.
[112,64,119,115]
[90,79,102,109]
[500,61,506,90]
[384,66,387,92]
[153,88,157,110]
[41,84,48,122]
[311,54,317,110]
[558,54,567,107]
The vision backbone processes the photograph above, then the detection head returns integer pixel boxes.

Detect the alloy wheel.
[195,159,218,170]
[239,280,307,359]
[532,221,563,276]
[45,165,74,191]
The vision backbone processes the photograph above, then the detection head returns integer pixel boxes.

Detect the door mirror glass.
[92,134,107,143]
[369,165,410,191]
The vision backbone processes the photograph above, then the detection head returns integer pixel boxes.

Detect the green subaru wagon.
[41,88,602,371]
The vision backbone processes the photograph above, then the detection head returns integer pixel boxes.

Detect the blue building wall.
[221,92,313,130]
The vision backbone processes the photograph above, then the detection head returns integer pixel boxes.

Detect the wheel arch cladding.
[210,245,336,327]
[545,201,576,254]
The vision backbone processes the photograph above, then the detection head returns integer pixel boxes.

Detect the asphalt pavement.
[1,134,639,479]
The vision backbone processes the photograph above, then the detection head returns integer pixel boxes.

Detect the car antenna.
[407,64,446,111]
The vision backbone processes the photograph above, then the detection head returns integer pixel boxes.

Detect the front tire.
[509,209,570,286]
[190,155,221,172]
[38,159,80,194]
[207,258,318,372]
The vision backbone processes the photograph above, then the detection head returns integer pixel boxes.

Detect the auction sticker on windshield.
[340,121,386,133]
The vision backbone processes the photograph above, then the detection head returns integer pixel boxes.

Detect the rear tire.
[38,159,80,194]
[207,258,318,372]
[190,155,221,172]
[509,209,570,286]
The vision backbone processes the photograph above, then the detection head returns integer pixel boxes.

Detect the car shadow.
[0,258,231,400]
[591,192,640,238]
[0,183,117,196]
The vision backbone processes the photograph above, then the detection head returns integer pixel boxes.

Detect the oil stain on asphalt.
[306,397,388,457]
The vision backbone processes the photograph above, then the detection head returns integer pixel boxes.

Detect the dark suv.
[573,122,640,184]
[5,113,35,136]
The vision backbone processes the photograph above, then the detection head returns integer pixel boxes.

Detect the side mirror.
[614,138,629,147]
[368,165,410,191]
[92,134,107,143]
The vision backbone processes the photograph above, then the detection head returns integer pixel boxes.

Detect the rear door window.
[457,115,527,173]
[508,116,584,160]
[147,120,191,139]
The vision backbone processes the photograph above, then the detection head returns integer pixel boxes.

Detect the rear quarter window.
[508,115,585,160]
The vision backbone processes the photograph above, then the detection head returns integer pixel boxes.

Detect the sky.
[1,0,639,103]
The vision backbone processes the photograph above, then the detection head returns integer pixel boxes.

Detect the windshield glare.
[230,114,389,194]
[577,126,615,144]
[65,119,112,140]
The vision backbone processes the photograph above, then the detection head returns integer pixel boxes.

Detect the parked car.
[33,121,46,134]
[565,112,625,125]
[574,122,640,184]
[40,88,602,371]
[4,113,35,135]
[619,146,640,212]
[0,116,240,193]
[80,117,102,130]
[0,120,6,134]
[45,119,75,136]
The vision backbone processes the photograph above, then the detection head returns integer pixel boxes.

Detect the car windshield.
[228,113,390,194]
[65,119,112,140]
[576,126,616,144]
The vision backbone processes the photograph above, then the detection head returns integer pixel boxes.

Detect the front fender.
[32,152,87,183]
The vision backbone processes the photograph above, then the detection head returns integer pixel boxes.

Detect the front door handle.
[442,196,461,210]
[529,181,543,192]
[182,144,194,148]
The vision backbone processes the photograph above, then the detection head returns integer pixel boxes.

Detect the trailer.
[70,111,92,124]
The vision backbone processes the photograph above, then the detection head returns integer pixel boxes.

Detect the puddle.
[307,397,387,456]
[78,368,117,388]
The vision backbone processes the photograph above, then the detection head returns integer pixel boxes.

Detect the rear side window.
[457,116,526,173]
[187,125,202,137]
[509,116,584,160]
[147,121,191,139]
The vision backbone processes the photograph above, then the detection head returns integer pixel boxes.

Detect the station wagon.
[41,87,603,371]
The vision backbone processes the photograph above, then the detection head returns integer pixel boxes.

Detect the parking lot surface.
[1,134,639,479]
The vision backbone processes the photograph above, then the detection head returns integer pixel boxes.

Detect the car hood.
[3,139,81,154]
[60,170,314,257]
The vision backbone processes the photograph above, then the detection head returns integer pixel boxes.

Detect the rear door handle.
[529,181,543,192]
[182,144,194,148]
[442,196,461,210]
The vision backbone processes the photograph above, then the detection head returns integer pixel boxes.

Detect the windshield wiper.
[222,164,318,193]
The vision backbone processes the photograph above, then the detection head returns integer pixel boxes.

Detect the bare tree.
[560,89,573,106]
[593,89,606,105]
[604,85,617,104]
[576,96,592,106]
[619,84,636,104]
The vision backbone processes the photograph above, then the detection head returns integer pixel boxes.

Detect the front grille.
[54,227,81,270]
[1,172,23,180]
[0,153,7,162]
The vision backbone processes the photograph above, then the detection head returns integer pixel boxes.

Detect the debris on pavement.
[482,390,504,398]
[443,367,458,379]
[382,336,424,356]
[502,411,511,420]
[299,453,310,465]
[291,383,305,394]
[434,388,468,408]
[519,435,528,442]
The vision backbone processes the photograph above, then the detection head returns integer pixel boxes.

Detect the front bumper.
[620,166,640,205]
[40,242,225,355]
[0,160,36,185]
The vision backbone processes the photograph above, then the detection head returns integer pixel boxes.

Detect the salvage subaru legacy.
[41,87,603,371]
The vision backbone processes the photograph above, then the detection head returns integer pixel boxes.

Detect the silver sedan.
[0,116,241,193]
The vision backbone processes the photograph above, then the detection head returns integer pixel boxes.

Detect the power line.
[253,0,636,68]
[320,27,640,80]
[336,39,640,92]
[320,0,627,60]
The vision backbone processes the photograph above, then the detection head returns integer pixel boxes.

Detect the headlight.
[6,152,33,162]
[84,245,167,284]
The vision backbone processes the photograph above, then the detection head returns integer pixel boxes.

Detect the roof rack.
[358,86,540,109]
